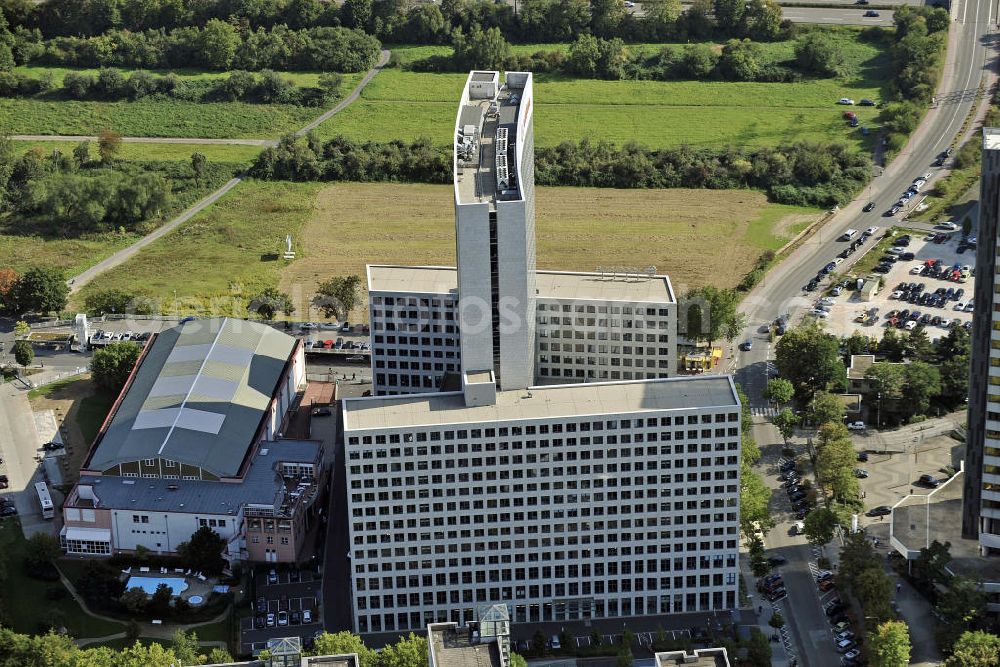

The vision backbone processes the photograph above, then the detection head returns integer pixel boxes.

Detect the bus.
[35,482,54,520]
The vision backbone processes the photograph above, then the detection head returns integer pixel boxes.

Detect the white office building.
[342,71,739,635]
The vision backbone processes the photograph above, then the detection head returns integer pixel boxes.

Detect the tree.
[741,468,773,535]
[121,587,148,614]
[125,619,141,644]
[316,274,362,320]
[248,287,294,321]
[775,323,845,402]
[378,633,428,667]
[645,0,682,38]
[855,567,894,622]
[97,129,121,164]
[616,649,634,667]
[148,582,173,616]
[13,266,68,315]
[176,526,227,574]
[768,611,785,628]
[12,339,33,369]
[870,621,910,667]
[748,535,769,576]
[937,576,988,650]
[803,507,838,546]
[679,42,718,78]
[911,539,952,586]
[947,630,1000,667]
[24,533,61,567]
[682,286,740,347]
[510,654,528,667]
[198,18,240,69]
[794,31,845,76]
[905,324,934,361]
[865,362,906,400]
[341,0,373,30]
[83,288,143,316]
[718,38,761,81]
[765,378,794,405]
[772,408,798,445]
[807,391,845,427]
[0,267,18,313]
[742,0,782,41]
[172,630,200,666]
[191,152,206,184]
[590,0,626,37]
[452,26,511,71]
[962,215,973,237]
[13,320,29,338]
[310,632,376,665]
[714,0,745,32]
[208,648,235,664]
[90,341,141,394]
[532,630,546,654]
[902,361,941,417]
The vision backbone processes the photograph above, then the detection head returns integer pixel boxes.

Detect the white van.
[840,229,858,241]
[550,635,561,650]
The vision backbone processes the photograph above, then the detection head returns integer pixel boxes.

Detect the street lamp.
[877,392,881,428]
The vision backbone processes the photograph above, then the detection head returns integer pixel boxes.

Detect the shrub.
[62,71,96,98]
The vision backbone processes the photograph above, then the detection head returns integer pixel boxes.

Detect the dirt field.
[280,183,820,319]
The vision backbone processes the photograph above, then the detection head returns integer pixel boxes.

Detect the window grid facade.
[536,300,676,383]
[369,293,460,395]
[344,408,741,634]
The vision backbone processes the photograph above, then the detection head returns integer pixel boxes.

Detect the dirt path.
[67,49,391,294]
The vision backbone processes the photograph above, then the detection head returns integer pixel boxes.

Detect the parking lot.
[240,567,324,655]
[808,228,975,340]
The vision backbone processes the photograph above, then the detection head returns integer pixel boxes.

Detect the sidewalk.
[739,553,794,667]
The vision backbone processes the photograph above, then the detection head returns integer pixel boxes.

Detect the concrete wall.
[109,508,239,554]
[455,202,496,374]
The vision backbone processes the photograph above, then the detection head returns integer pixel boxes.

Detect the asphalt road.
[779,6,895,24]
[736,0,996,406]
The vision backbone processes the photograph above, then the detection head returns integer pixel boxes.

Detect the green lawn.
[78,392,115,445]
[0,68,364,139]
[0,521,125,639]
[68,180,323,314]
[321,29,890,148]
[13,140,264,165]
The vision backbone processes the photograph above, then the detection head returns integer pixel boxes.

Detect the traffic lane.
[741,0,992,342]
[780,7,895,24]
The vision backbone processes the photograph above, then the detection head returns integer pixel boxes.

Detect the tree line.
[3,0,791,48]
[250,133,870,208]
[0,67,344,107]
[3,20,381,72]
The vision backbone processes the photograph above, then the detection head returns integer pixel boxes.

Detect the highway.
[665,3,897,24]
[735,0,996,407]
[734,0,995,664]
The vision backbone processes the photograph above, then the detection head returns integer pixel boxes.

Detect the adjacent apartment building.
[965,127,1000,551]
[60,317,324,564]
[342,71,741,635]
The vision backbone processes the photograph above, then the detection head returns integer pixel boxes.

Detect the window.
[143,458,155,466]
[164,459,176,468]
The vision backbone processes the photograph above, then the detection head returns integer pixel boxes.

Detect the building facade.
[342,377,741,633]
[61,318,324,564]
[342,71,738,635]
[368,267,677,395]
[964,128,1000,548]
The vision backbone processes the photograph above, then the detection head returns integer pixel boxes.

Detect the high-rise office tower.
[964,128,1000,547]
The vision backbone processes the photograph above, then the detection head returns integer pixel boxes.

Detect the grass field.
[68,180,323,314]
[13,140,264,165]
[68,181,819,318]
[0,67,364,139]
[318,28,890,148]
[279,182,821,318]
[0,520,125,639]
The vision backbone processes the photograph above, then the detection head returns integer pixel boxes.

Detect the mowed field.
[0,66,364,139]
[318,29,890,148]
[280,182,821,318]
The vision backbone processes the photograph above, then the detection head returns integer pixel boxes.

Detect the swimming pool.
[125,576,189,596]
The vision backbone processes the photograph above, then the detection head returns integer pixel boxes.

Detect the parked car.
[277,611,288,626]
[859,98,876,106]
[291,611,301,625]
[312,407,332,417]
[268,569,278,585]
[0,505,17,516]
[254,615,265,629]
[836,639,858,653]
[847,421,866,431]
[863,202,876,212]
[303,609,313,624]
[866,505,892,517]
[816,571,834,583]
[855,469,869,478]
[739,339,753,351]
[768,555,788,567]
[266,613,276,627]
[838,98,856,105]
[919,474,942,487]
[819,579,836,592]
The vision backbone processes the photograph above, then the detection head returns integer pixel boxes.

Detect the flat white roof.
[343,376,738,431]
[367,265,674,303]
[986,127,1000,151]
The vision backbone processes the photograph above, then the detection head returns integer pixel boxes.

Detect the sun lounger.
[139,566,150,573]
